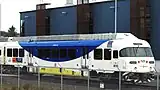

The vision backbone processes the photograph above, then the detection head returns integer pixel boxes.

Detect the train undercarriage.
[0,65,28,74]
[122,72,155,84]
[89,70,155,84]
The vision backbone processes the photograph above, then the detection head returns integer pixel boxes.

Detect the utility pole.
[114,0,117,34]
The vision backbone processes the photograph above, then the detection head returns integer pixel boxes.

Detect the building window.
[45,16,50,35]
[140,18,145,28]
[36,5,41,10]
[20,20,25,36]
[140,11,145,17]
[83,0,89,3]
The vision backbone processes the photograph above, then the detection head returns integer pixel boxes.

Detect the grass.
[0,84,46,90]
[0,81,87,90]
[0,83,76,90]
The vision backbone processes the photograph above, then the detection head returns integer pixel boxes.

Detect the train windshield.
[120,47,153,57]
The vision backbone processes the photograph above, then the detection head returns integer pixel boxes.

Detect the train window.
[19,49,24,57]
[38,49,43,58]
[68,49,76,59]
[113,50,118,58]
[3,47,5,56]
[60,49,67,58]
[43,49,51,58]
[7,49,12,57]
[38,49,50,58]
[52,49,59,58]
[13,48,18,57]
[83,48,85,59]
[104,49,111,60]
[94,49,102,60]
[119,47,153,57]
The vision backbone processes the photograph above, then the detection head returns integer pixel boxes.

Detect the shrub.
[11,86,17,90]
[23,84,31,90]
[3,87,8,90]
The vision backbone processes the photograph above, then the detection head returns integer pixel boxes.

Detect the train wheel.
[90,70,98,78]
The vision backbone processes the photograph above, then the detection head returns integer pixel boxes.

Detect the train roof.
[0,33,139,42]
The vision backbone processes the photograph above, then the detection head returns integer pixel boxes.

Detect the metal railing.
[0,65,159,90]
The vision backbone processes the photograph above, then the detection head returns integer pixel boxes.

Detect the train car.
[0,33,156,84]
[18,33,155,83]
[0,41,28,73]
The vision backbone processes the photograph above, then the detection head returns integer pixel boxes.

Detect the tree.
[7,25,18,37]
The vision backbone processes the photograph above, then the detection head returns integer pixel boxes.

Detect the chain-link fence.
[0,64,159,90]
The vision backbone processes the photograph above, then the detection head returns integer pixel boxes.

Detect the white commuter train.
[0,33,156,84]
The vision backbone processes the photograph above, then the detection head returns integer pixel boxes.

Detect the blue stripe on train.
[19,40,108,62]
[19,40,107,47]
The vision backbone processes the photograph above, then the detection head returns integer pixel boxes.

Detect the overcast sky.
[0,0,109,33]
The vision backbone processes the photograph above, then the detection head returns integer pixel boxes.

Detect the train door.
[27,48,34,66]
[112,50,119,70]
[113,49,126,71]
[26,48,37,73]
[81,47,92,76]
[91,48,113,71]
[81,47,89,69]
[103,49,113,71]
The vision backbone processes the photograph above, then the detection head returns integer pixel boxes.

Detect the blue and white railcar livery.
[19,40,107,69]
[0,33,156,84]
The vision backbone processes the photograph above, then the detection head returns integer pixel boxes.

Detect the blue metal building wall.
[150,0,160,60]
[20,1,130,35]
[20,12,36,36]
[50,7,77,35]
[92,0,130,33]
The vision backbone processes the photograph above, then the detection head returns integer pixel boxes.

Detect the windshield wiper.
[134,45,140,57]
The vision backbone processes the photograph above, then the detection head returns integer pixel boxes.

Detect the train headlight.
[150,67,154,72]
[129,61,137,64]
[149,61,154,64]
